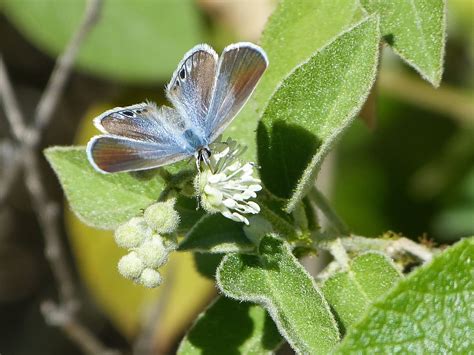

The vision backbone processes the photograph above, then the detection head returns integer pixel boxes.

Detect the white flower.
[195,139,262,225]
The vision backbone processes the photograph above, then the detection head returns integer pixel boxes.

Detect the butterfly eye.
[179,68,186,79]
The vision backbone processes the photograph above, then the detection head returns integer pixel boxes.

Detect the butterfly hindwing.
[89,104,193,173]
[205,42,268,142]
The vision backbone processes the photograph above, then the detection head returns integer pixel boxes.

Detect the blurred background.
[0,0,472,354]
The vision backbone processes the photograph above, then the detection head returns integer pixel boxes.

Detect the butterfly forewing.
[166,44,218,129]
[205,43,268,142]
[87,135,188,173]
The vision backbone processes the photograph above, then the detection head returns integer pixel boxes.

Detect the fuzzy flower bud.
[144,199,180,234]
[195,139,262,225]
[118,252,144,280]
[139,268,162,288]
[114,217,152,249]
[136,235,169,269]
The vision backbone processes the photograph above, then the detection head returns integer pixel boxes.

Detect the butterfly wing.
[87,135,188,173]
[205,42,268,142]
[88,103,190,173]
[166,44,218,132]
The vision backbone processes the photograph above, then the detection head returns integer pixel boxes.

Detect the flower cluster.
[195,139,262,225]
[115,199,179,288]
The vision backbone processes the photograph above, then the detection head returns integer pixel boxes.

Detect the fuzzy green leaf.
[45,147,167,229]
[217,235,339,354]
[3,0,204,83]
[321,252,401,332]
[179,214,254,253]
[227,0,365,161]
[174,195,205,234]
[257,17,380,211]
[360,0,446,86]
[178,296,282,355]
[337,237,474,353]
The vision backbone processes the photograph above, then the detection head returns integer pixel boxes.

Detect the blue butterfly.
[87,42,268,173]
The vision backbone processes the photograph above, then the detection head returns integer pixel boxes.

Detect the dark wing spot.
[122,110,135,117]
[179,68,186,79]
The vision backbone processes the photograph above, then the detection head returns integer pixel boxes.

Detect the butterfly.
[86,42,268,174]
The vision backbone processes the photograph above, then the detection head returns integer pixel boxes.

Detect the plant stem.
[328,238,350,269]
[309,187,350,236]
[317,234,434,263]
[259,203,300,241]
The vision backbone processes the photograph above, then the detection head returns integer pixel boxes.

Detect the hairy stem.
[309,187,350,236]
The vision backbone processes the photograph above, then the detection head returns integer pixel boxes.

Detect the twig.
[0,0,112,353]
[0,140,21,206]
[23,149,79,309]
[0,57,27,206]
[31,0,103,144]
[0,56,29,141]
[42,301,120,355]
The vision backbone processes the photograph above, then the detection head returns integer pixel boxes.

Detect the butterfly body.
[87,42,268,173]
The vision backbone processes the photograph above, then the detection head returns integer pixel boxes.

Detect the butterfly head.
[195,146,212,171]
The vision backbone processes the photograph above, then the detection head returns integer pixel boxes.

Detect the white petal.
[226,162,241,171]
[208,173,226,183]
[246,201,261,213]
[232,212,249,225]
[248,184,262,191]
[223,198,237,209]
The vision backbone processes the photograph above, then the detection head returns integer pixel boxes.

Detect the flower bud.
[144,199,180,234]
[114,217,151,249]
[139,268,162,288]
[118,252,144,280]
[136,235,169,268]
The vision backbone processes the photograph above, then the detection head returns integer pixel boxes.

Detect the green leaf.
[257,17,380,211]
[360,0,446,86]
[45,146,166,229]
[179,214,254,253]
[217,235,339,354]
[178,296,282,355]
[337,237,474,353]
[227,0,365,161]
[174,195,205,234]
[3,0,204,83]
[321,252,401,332]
